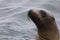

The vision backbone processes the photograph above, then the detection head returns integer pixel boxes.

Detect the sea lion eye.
[40,10,47,17]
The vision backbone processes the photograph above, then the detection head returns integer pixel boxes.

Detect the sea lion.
[28,8,59,40]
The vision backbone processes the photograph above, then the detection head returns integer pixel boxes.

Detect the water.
[0,0,60,40]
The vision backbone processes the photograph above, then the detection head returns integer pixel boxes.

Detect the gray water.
[0,0,60,40]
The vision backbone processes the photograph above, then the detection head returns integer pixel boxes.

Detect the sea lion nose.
[28,10,32,16]
[40,10,47,17]
[28,10,33,15]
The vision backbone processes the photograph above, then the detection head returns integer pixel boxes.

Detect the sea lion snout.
[28,9,47,18]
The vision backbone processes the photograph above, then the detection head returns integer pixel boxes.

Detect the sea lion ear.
[51,16,55,21]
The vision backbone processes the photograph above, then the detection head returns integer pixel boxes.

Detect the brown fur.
[28,8,59,40]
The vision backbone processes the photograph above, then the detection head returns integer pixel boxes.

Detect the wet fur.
[28,9,59,40]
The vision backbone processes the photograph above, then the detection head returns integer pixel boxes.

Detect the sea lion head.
[28,8,59,40]
[28,9,55,31]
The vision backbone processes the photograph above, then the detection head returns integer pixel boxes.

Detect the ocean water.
[0,0,60,40]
